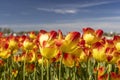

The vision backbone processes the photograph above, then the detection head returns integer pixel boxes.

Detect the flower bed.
[0,27,120,80]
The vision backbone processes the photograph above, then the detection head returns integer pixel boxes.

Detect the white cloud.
[37,8,78,14]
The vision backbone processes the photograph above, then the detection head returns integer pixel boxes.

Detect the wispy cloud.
[37,8,78,14]
[60,0,120,8]
[37,0,119,14]
[77,1,118,8]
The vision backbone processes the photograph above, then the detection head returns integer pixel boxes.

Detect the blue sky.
[0,0,120,33]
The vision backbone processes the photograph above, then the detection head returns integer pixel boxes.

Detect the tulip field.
[1,27,120,80]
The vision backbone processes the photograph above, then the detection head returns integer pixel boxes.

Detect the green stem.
[23,58,26,80]
[8,56,12,80]
[59,56,62,80]
[108,73,110,80]
[6,58,9,80]
[41,57,44,80]
[23,51,28,80]
[47,59,49,80]
[73,63,76,80]
[10,61,12,80]
[87,59,89,80]
[96,62,100,80]
[108,64,112,80]
[34,63,36,80]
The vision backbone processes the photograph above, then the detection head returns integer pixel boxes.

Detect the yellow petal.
[40,47,59,59]
[62,53,74,68]
[83,33,95,44]
[115,42,120,51]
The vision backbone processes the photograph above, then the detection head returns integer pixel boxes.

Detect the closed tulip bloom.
[23,39,34,50]
[40,46,59,59]
[8,39,18,50]
[28,31,37,39]
[61,31,81,54]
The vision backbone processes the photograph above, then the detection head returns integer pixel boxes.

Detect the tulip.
[12,69,18,77]
[28,31,37,39]
[92,42,106,62]
[8,38,18,54]
[26,50,36,63]
[8,39,18,50]
[62,53,75,67]
[61,31,81,55]
[83,27,103,44]
[23,39,34,50]
[13,55,21,62]
[39,30,59,59]
[40,46,59,59]
[39,30,57,47]
[113,36,120,51]
[79,48,90,62]
[25,63,35,73]
[55,30,64,47]
[0,50,11,59]
[105,47,120,63]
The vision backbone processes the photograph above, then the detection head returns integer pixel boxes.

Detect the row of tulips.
[0,27,120,80]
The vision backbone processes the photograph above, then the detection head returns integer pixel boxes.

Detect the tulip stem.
[59,55,62,80]
[6,58,9,80]
[96,62,100,80]
[8,56,12,80]
[10,56,12,80]
[34,63,36,80]
[41,57,44,80]
[47,59,49,80]
[73,62,76,80]
[23,58,26,80]
[23,51,28,80]
[108,64,112,80]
